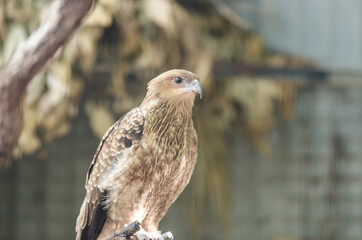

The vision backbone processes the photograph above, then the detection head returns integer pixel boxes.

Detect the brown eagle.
[76,69,202,240]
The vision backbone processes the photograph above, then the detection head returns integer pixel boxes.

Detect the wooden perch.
[0,0,95,166]
[100,221,173,240]
[101,221,141,240]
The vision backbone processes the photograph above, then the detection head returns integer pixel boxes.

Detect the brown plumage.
[76,69,202,240]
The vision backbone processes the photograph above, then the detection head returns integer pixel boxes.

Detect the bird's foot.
[134,229,173,240]
[161,232,173,240]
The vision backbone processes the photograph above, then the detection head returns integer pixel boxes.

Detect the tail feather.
[76,198,107,240]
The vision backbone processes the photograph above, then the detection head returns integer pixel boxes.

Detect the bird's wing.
[76,107,145,240]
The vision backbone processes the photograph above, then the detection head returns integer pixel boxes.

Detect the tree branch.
[101,221,141,240]
[0,0,96,166]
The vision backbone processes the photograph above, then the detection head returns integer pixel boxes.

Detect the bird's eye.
[174,76,183,84]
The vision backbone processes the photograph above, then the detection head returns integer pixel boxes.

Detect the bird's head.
[145,69,203,106]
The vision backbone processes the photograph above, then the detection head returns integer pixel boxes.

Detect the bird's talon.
[161,231,173,240]
[135,229,171,240]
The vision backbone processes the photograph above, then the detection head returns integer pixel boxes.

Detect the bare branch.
[101,221,141,240]
[0,0,96,166]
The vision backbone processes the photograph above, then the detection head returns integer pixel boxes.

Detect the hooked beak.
[181,79,203,99]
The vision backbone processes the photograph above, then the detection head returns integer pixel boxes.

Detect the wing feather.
[76,108,145,240]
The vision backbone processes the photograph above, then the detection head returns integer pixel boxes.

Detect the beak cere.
[182,79,203,99]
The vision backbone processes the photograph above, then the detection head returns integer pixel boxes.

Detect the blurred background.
[1,0,362,240]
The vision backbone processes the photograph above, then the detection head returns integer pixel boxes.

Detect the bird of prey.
[76,69,203,240]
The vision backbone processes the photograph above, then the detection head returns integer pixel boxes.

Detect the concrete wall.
[228,0,362,72]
